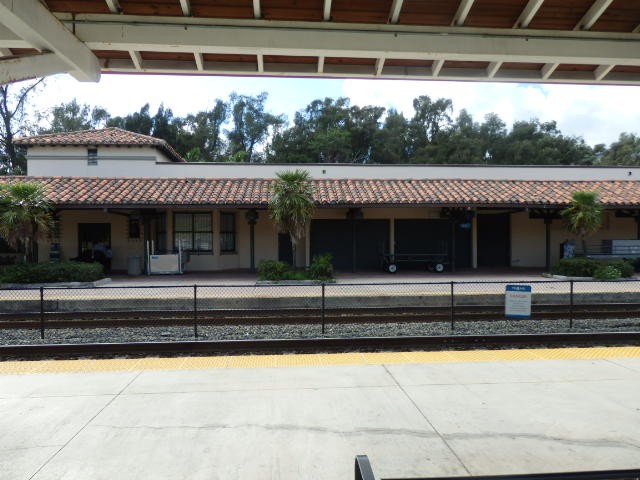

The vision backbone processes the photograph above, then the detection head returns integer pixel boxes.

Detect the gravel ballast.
[1,317,640,346]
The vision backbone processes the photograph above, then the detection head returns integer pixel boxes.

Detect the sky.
[29,73,640,147]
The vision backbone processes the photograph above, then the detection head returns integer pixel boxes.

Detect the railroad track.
[2,332,640,360]
[1,303,640,329]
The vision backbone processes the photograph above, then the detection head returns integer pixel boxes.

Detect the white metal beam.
[431,59,444,77]
[575,0,613,31]
[0,0,100,81]
[317,55,324,73]
[194,51,203,71]
[388,0,403,24]
[514,0,544,28]
[594,64,613,81]
[104,0,121,14]
[452,0,475,26]
[73,20,640,66]
[179,0,191,17]
[486,61,501,78]
[253,0,261,19]
[128,50,143,70]
[257,53,264,72]
[374,57,385,76]
[540,62,558,79]
[0,52,68,83]
[323,0,332,21]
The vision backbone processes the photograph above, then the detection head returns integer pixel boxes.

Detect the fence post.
[193,284,198,339]
[569,280,574,329]
[450,281,455,331]
[39,286,45,340]
[321,282,326,335]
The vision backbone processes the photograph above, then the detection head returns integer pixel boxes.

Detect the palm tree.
[0,182,53,263]
[269,169,314,269]
[561,190,603,256]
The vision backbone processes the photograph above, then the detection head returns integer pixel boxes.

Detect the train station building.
[4,127,640,274]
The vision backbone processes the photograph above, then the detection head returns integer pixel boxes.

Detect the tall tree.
[407,95,453,162]
[0,182,53,263]
[0,79,44,175]
[561,190,603,256]
[227,92,284,163]
[601,133,640,165]
[41,98,110,134]
[371,109,409,164]
[269,169,315,269]
[107,104,153,135]
[183,100,228,162]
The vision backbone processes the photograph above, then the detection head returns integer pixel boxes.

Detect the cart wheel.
[388,263,397,273]
[434,263,445,273]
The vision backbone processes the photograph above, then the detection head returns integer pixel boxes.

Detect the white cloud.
[342,79,640,146]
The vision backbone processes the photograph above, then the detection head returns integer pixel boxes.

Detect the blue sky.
[33,73,640,147]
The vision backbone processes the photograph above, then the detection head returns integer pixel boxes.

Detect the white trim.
[194,51,203,71]
[514,0,544,28]
[0,47,11,56]
[594,64,614,81]
[257,53,264,72]
[128,50,143,70]
[540,62,558,79]
[575,0,613,31]
[486,61,501,78]
[253,0,261,19]
[431,59,444,77]
[323,0,332,21]
[0,52,68,83]
[374,57,385,76]
[452,0,475,26]
[317,55,324,73]
[0,0,100,81]
[388,0,403,24]
[179,0,191,17]
[104,0,121,14]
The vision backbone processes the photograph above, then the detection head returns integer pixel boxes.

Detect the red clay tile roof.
[14,128,185,163]
[1,176,640,209]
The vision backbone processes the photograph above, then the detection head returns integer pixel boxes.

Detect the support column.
[245,209,259,273]
[544,217,552,271]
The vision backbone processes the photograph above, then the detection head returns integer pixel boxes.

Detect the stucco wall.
[27,145,171,177]
[510,211,638,267]
[56,210,143,271]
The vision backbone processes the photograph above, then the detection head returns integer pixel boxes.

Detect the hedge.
[0,261,105,284]
[552,257,635,279]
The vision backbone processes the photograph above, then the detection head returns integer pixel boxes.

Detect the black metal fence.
[1,279,640,343]
[355,455,640,480]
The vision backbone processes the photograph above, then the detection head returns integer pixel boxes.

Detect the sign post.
[505,284,532,318]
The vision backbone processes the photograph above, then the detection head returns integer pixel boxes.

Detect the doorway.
[78,223,111,260]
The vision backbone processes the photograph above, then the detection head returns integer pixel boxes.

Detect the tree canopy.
[1,84,639,171]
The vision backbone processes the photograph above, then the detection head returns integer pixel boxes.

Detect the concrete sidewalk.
[1,352,639,479]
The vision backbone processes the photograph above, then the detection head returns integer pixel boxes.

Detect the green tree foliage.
[41,98,110,134]
[269,169,314,269]
[561,190,603,255]
[0,182,53,263]
[227,92,284,163]
[0,79,44,175]
[183,100,228,162]
[107,103,154,135]
[600,133,640,165]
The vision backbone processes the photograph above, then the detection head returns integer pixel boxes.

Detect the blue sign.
[505,284,532,318]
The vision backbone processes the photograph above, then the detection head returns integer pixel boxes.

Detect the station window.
[220,212,236,253]
[87,148,98,165]
[174,212,213,253]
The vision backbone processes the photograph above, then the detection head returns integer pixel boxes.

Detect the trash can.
[127,256,142,276]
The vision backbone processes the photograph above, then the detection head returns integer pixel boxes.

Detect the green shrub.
[552,258,597,277]
[606,259,635,278]
[257,260,292,281]
[593,265,621,280]
[552,257,635,278]
[0,261,104,284]
[309,253,334,281]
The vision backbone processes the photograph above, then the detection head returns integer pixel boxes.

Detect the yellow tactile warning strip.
[0,346,639,375]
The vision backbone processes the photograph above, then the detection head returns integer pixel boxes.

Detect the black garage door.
[394,219,472,269]
[310,219,389,271]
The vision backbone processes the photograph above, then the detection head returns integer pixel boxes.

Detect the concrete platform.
[1,348,639,480]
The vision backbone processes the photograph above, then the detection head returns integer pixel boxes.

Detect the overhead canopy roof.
[2,176,640,209]
[0,0,639,85]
